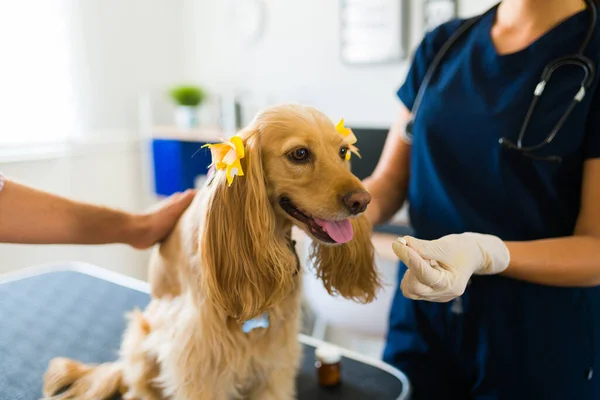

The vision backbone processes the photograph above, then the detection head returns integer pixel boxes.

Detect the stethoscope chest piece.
[404,119,414,143]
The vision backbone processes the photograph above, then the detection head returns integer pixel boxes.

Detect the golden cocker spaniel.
[42,103,380,400]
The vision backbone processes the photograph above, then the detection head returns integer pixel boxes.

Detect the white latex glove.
[392,232,510,302]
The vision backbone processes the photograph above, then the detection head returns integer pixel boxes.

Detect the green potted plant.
[169,85,206,130]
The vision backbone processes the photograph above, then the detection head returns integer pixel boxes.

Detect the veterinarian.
[363,0,600,398]
[0,172,194,248]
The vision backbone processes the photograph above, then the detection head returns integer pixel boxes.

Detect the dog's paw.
[42,357,92,398]
[41,360,122,400]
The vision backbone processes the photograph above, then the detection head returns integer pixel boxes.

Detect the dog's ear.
[198,132,296,323]
[309,214,380,303]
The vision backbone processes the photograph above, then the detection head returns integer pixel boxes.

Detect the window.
[0,0,77,147]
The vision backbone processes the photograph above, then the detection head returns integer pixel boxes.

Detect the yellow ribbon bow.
[335,118,361,161]
[202,136,245,186]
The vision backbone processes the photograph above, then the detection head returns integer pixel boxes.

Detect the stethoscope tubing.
[405,0,598,163]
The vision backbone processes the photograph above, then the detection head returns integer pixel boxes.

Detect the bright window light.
[0,0,77,147]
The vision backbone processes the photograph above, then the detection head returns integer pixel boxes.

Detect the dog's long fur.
[42,104,380,400]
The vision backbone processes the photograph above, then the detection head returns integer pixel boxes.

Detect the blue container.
[151,139,212,196]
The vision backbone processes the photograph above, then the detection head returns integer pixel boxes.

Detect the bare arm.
[501,158,600,286]
[363,105,412,225]
[0,177,195,249]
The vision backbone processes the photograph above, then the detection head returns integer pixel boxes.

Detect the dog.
[42,103,380,399]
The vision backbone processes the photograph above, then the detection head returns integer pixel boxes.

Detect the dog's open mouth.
[279,197,353,244]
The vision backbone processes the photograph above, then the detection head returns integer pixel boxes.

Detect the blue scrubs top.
[400,9,600,242]
[384,5,600,400]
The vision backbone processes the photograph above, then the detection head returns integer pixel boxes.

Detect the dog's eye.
[289,148,310,162]
[340,147,349,160]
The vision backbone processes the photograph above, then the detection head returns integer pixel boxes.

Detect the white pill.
[396,237,407,245]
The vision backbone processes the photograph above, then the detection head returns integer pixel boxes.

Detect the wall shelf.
[151,125,224,142]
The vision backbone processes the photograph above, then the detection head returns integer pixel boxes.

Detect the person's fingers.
[163,189,196,216]
[145,191,185,213]
[176,189,196,206]
[393,240,444,288]
[403,236,450,264]
[400,269,459,302]
[400,270,433,300]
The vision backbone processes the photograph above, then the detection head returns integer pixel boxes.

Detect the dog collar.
[242,312,269,333]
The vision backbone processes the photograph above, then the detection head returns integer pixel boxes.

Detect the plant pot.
[174,106,199,130]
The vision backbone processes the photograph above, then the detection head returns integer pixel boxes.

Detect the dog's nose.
[343,191,371,215]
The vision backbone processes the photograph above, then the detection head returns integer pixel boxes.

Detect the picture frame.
[340,0,409,66]
[423,0,457,33]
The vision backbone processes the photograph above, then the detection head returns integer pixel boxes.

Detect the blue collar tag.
[241,312,269,333]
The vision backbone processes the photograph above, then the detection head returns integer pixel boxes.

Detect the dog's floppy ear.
[309,214,380,303]
[198,131,296,323]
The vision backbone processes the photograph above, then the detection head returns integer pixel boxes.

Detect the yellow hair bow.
[202,136,245,186]
[335,118,361,161]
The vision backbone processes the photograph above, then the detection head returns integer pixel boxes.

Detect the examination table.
[0,263,410,400]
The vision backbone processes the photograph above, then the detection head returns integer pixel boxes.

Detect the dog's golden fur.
[42,104,380,400]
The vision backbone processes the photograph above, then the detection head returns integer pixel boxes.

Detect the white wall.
[182,0,497,128]
[67,0,186,140]
[9,0,497,138]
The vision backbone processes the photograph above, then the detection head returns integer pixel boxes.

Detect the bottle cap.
[315,344,342,364]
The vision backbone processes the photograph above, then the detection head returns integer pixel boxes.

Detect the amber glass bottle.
[315,345,342,387]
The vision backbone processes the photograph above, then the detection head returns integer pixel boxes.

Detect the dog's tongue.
[314,218,354,243]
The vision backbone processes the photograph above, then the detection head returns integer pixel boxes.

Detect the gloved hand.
[392,232,510,302]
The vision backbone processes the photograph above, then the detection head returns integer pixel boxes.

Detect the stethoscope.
[404,0,598,163]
